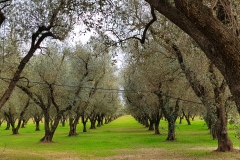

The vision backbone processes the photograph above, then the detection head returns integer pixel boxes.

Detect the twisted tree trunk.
[164,99,180,141]
[68,112,81,136]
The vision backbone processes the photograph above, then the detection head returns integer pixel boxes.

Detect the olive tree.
[16,43,74,142]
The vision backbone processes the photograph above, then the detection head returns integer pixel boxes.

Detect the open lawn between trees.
[0,115,239,160]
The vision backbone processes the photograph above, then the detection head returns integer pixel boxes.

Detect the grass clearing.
[0,115,239,159]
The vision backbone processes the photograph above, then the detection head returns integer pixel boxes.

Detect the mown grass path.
[0,115,239,159]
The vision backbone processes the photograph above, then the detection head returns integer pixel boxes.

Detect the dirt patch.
[94,148,240,160]
[95,148,192,160]
[0,148,80,160]
[1,147,240,160]
[190,146,240,151]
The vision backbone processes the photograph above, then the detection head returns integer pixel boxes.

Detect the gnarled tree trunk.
[68,118,76,136]
[215,106,233,151]
[40,130,54,143]
[166,120,176,141]
[11,119,22,135]
[40,112,59,143]
[209,63,233,151]
[165,99,180,141]
[154,83,179,140]
[68,112,81,136]
[69,123,77,136]
[90,120,96,129]
[12,128,19,135]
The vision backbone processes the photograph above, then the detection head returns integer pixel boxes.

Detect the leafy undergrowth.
[0,115,239,160]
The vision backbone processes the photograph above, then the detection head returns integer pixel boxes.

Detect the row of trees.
[120,0,239,152]
[0,0,129,142]
[0,37,122,142]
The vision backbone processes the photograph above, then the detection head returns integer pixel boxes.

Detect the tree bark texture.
[69,123,77,136]
[165,99,180,141]
[215,106,233,151]
[209,64,233,151]
[40,110,59,142]
[10,119,21,135]
[166,120,176,141]
[40,131,54,143]
[153,83,178,139]
[68,113,81,136]
[12,128,19,134]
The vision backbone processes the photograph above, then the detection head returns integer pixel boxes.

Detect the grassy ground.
[0,115,239,160]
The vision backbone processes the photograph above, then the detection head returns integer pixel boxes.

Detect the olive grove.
[0,0,239,152]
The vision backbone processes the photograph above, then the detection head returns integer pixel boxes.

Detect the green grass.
[0,115,239,159]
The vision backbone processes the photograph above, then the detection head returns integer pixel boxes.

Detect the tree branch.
[0,10,5,25]
[134,6,157,44]
[0,0,11,3]
[16,84,42,108]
